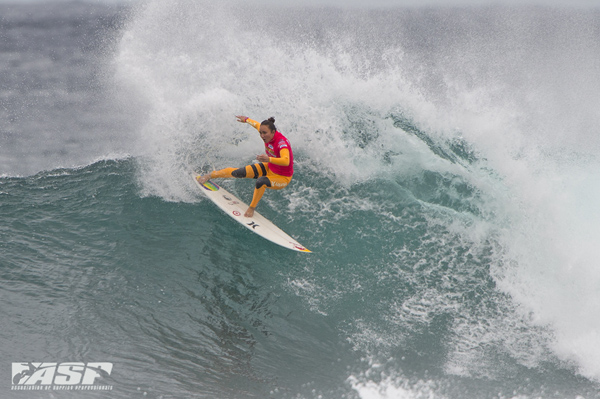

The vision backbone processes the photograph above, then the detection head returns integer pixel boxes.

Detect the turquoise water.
[3,1,600,398]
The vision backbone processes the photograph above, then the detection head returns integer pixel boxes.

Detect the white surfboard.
[192,173,311,253]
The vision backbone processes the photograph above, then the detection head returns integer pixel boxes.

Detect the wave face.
[2,2,600,398]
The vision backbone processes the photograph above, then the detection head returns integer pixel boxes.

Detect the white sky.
[258,0,600,6]
[0,0,599,6]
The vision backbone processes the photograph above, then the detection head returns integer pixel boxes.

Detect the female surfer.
[196,115,294,218]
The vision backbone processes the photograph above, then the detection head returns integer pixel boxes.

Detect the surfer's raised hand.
[236,115,248,123]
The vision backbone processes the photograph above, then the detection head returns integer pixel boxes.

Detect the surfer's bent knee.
[231,167,246,178]
[256,176,271,189]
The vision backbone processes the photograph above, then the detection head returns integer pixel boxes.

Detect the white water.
[113,0,600,387]
[439,10,600,381]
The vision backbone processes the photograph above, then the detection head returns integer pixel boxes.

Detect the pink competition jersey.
[265,131,294,177]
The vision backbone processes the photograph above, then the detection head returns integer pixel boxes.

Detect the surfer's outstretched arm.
[236,115,261,131]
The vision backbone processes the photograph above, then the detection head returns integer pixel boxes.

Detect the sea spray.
[109,0,600,395]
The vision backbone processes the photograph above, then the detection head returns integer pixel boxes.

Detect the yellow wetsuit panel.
[246,118,261,131]
[269,148,290,166]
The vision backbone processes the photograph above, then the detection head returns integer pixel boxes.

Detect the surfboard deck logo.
[200,181,220,191]
[193,173,311,253]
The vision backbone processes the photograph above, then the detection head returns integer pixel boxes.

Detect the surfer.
[196,115,294,218]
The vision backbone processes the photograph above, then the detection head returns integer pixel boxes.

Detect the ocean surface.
[2,1,600,398]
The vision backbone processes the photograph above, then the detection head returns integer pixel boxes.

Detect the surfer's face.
[259,127,275,143]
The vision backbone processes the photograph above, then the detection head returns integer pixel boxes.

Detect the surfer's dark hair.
[260,117,277,132]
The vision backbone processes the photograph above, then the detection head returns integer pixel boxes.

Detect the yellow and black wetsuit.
[207,118,294,209]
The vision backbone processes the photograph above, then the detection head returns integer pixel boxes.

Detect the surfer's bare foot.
[244,206,255,218]
[196,174,210,184]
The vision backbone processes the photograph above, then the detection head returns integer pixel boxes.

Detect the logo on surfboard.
[200,180,220,191]
[223,195,239,205]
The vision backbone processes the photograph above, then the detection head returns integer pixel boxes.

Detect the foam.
[348,363,447,399]
[407,7,600,381]
[114,0,600,382]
